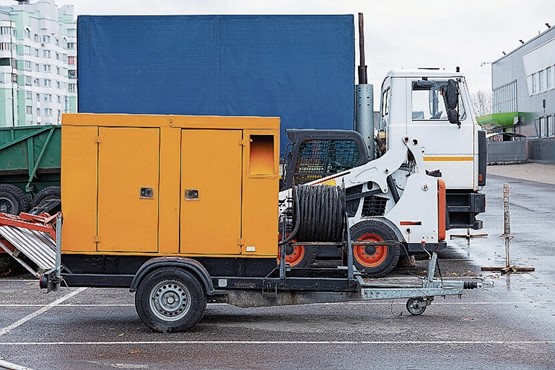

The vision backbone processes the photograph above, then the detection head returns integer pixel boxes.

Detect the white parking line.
[0,340,553,346]
[0,359,33,370]
[0,288,86,336]
[0,301,550,308]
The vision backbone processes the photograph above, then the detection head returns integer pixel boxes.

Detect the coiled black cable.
[292,185,346,242]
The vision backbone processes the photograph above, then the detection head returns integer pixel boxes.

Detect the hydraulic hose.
[293,185,346,243]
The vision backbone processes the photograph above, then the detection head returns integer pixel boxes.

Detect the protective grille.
[362,196,388,217]
[294,139,360,185]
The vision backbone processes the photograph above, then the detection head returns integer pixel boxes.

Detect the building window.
[24,45,31,55]
[68,56,76,65]
[43,64,51,73]
[42,35,50,44]
[0,27,14,36]
[548,115,555,138]
[68,70,76,79]
[34,34,39,43]
[24,60,31,71]
[34,63,39,72]
[43,50,51,58]
[45,108,53,117]
[36,108,40,116]
[26,106,32,114]
[34,48,39,57]
[547,66,554,91]
[44,94,52,102]
[24,28,31,39]
[67,42,76,50]
[43,79,52,87]
[24,75,31,86]
[539,70,545,92]
[0,42,12,51]
[25,91,32,100]
[68,83,76,93]
[493,80,518,113]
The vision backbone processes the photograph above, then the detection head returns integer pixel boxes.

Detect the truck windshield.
[411,80,466,121]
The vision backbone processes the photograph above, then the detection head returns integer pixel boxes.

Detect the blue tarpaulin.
[77,15,355,152]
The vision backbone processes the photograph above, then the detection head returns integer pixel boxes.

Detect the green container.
[0,125,61,194]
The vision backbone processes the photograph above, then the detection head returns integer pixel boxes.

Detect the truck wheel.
[350,220,400,278]
[0,184,30,214]
[135,268,207,333]
[32,186,61,210]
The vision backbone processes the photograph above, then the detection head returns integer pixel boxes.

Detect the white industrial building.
[0,0,76,127]
[488,25,555,162]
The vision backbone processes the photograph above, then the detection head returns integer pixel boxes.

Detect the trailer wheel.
[0,184,30,214]
[135,268,207,333]
[32,186,61,210]
[350,220,400,278]
[406,297,428,315]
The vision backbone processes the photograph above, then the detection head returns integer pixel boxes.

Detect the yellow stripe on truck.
[423,156,473,162]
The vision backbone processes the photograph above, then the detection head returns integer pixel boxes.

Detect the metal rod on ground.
[481,183,535,274]
[503,183,510,269]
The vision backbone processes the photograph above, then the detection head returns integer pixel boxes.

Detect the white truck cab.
[379,69,486,229]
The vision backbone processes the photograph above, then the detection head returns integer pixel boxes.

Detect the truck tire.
[0,184,30,214]
[350,219,401,278]
[135,268,207,333]
[31,186,61,210]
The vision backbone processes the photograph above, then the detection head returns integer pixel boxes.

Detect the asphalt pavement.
[0,164,554,369]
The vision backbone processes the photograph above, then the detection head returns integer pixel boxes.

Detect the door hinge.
[93,235,101,243]
[95,136,102,144]
[240,139,248,147]
[237,238,245,246]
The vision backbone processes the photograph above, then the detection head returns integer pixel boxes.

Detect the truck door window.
[412,80,466,121]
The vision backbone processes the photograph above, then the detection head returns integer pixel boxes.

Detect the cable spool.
[293,185,346,243]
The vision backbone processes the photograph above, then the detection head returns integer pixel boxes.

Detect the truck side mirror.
[445,79,460,126]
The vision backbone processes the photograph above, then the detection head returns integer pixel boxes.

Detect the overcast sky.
[6,0,555,93]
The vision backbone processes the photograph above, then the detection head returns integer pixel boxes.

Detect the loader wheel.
[0,184,30,214]
[278,234,316,268]
[32,186,61,211]
[350,220,400,278]
[135,268,207,333]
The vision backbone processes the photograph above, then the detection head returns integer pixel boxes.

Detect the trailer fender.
[130,257,216,295]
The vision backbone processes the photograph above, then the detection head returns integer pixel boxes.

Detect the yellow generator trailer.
[0,113,482,333]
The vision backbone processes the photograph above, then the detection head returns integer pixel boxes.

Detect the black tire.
[32,186,61,209]
[406,297,427,315]
[135,268,207,333]
[350,219,401,278]
[0,184,31,214]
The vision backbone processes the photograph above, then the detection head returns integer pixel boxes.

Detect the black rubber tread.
[0,184,31,214]
[350,219,401,278]
[135,268,207,333]
[31,186,61,209]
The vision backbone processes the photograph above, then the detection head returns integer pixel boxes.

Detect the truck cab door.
[403,78,476,190]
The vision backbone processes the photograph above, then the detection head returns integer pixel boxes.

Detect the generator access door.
[97,127,160,252]
[180,129,242,255]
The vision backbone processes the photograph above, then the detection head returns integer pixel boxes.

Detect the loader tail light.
[437,179,446,241]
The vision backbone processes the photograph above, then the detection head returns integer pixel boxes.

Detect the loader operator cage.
[293,138,360,185]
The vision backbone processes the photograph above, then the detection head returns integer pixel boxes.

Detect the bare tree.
[471,90,492,117]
